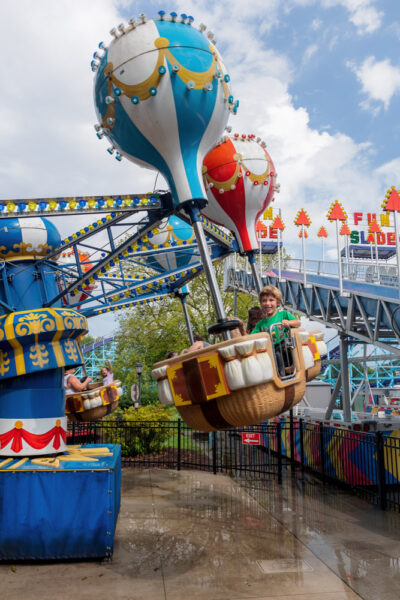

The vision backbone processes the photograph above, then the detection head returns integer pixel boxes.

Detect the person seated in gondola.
[251,285,300,378]
[64,367,92,395]
[246,306,264,334]
[100,361,113,385]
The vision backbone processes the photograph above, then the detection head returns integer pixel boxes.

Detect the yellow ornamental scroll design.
[0,350,10,376]
[29,344,49,368]
[35,243,54,256]
[61,311,87,332]
[15,312,55,337]
[0,242,32,259]
[64,339,78,362]
[102,39,229,130]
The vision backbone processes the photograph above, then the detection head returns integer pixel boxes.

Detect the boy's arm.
[282,319,301,328]
[281,311,300,328]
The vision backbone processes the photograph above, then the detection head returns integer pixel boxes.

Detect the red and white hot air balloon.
[58,249,96,308]
[202,133,277,253]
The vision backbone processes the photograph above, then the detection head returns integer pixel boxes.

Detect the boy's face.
[261,294,278,316]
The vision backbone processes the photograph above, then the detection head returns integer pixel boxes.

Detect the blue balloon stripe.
[156,21,211,57]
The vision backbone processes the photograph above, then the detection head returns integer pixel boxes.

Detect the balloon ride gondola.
[152,329,327,432]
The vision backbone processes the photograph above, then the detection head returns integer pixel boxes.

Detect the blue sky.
[1,0,399,336]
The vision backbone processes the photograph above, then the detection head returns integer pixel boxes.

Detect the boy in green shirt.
[251,285,300,333]
[252,285,300,378]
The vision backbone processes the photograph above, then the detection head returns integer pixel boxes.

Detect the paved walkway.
[1,468,400,599]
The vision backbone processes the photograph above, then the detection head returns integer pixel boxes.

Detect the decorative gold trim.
[203,151,271,191]
[101,39,229,131]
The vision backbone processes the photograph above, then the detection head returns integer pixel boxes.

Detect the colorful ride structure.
[0,12,327,456]
[0,217,88,457]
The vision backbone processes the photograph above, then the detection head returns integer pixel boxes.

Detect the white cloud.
[376,157,400,183]
[347,56,400,111]
[311,18,323,30]
[322,0,383,34]
[0,0,157,206]
[0,0,398,307]
[302,43,318,64]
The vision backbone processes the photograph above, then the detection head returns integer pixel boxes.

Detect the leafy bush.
[105,404,172,457]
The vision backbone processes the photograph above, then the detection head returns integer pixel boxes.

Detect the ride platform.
[0,444,121,560]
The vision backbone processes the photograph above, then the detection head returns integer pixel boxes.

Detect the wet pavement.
[1,468,400,599]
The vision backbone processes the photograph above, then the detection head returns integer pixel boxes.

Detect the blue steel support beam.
[224,266,400,353]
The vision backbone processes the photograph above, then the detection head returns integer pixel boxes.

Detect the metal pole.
[212,432,217,475]
[345,235,349,279]
[374,234,379,280]
[336,220,344,295]
[301,225,307,286]
[259,232,262,278]
[325,373,342,419]
[321,237,324,265]
[340,335,351,422]
[179,294,194,345]
[364,345,369,410]
[248,252,263,295]
[289,409,295,471]
[190,213,230,340]
[394,211,400,298]
[177,418,181,471]
[277,228,282,280]
[277,421,282,484]
[138,372,142,406]
[376,432,387,510]
[233,289,238,316]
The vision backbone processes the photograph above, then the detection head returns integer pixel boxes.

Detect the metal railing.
[280,258,398,288]
[67,419,400,512]
[67,420,283,477]
[276,418,400,512]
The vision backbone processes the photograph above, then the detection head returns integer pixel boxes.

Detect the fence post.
[212,432,217,475]
[289,409,295,471]
[177,418,181,471]
[376,432,387,511]
[319,423,326,481]
[299,418,304,470]
[277,421,282,484]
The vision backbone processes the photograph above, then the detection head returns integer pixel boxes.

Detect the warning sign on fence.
[241,432,261,445]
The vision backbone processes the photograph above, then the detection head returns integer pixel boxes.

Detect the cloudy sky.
[1,0,399,336]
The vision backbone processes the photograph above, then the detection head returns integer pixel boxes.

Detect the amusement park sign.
[258,207,400,246]
[349,211,396,246]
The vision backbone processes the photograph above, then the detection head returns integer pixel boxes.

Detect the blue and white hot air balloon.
[93,12,236,207]
[144,215,198,272]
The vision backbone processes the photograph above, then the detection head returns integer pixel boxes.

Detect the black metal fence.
[67,419,283,478]
[67,418,400,512]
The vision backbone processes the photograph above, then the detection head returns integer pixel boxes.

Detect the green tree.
[112,248,292,408]
[112,259,256,406]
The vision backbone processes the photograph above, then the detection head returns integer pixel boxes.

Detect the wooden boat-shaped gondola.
[152,329,327,432]
[66,381,122,422]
